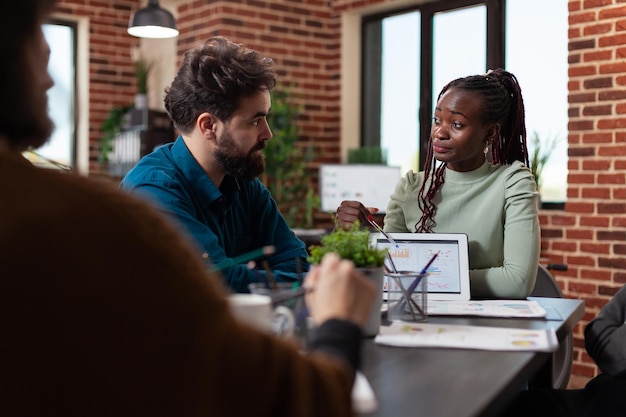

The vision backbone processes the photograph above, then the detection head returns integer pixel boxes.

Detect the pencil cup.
[248,282,308,343]
[386,272,428,322]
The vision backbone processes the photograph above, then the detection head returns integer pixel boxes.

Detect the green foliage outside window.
[529,132,561,192]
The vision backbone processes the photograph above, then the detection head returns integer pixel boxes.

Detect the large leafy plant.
[307,221,387,268]
[262,89,318,228]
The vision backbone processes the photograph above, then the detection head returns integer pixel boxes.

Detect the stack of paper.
[427,300,547,318]
[375,321,558,352]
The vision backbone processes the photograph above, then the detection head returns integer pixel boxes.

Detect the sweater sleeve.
[585,284,626,376]
[469,163,540,299]
[383,170,419,233]
[309,319,363,373]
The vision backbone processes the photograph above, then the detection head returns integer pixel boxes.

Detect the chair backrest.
[530,264,572,389]
[530,264,564,298]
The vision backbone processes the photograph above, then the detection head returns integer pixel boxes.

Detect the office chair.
[530,264,572,389]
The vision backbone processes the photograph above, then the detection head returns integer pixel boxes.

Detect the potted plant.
[307,220,387,336]
[347,146,388,164]
[99,104,133,164]
[133,54,154,109]
[307,221,387,268]
[262,88,318,229]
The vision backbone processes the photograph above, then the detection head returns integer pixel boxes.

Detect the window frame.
[361,0,505,169]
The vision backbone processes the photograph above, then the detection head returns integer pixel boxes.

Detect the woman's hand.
[335,200,378,230]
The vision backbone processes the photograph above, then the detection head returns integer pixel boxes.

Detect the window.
[34,21,77,169]
[505,0,568,203]
[361,0,568,204]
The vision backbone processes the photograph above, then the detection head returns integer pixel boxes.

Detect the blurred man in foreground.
[0,1,375,415]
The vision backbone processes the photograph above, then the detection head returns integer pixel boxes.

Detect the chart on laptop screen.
[372,233,471,301]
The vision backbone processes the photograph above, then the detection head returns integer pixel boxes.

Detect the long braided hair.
[415,68,529,233]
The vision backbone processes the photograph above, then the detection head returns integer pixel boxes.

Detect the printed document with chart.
[375,321,558,352]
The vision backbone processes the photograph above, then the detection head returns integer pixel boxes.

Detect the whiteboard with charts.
[319,164,402,213]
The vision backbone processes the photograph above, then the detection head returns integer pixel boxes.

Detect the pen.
[419,251,440,275]
[367,214,398,249]
[406,251,439,294]
[261,260,278,289]
[365,215,399,272]
[210,245,276,272]
[395,251,439,315]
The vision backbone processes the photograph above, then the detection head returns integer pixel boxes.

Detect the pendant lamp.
[128,0,179,39]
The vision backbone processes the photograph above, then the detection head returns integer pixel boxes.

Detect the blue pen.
[409,251,439,291]
[402,251,440,304]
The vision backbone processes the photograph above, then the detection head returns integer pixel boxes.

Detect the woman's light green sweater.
[384,160,540,299]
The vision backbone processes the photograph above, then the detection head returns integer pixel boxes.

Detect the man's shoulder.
[121,144,181,188]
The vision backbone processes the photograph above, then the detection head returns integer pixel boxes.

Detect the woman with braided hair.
[337,69,540,299]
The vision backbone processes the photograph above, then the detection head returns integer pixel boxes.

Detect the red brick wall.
[540,0,626,379]
[54,0,140,174]
[54,0,626,381]
[176,0,342,212]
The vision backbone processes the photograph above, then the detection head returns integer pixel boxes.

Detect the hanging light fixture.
[128,0,179,39]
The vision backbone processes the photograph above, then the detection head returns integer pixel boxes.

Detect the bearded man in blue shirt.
[122,36,309,293]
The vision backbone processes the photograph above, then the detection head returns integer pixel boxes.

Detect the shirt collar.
[170,135,240,207]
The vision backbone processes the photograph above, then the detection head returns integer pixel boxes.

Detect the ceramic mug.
[228,293,295,337]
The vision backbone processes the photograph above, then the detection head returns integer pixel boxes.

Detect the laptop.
[369,232,471,302]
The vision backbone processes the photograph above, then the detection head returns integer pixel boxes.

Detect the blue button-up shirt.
[121,135,309,292]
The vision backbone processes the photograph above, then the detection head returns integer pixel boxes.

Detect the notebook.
[370,232,471,302]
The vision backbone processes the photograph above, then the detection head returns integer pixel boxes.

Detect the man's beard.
[213,130,266,181]
[4,90,54,152]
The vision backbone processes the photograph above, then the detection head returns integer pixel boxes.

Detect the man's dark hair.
[164,36,277,133]
[0,0,57,150]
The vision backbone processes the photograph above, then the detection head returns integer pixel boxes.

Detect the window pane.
[381,12,420,175]
[40,23,75,168]
[506,0,568,203]
[432,5,487,106]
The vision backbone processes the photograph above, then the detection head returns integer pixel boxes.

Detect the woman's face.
[430,88,498,172]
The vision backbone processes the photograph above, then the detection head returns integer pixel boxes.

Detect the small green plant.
[134,55,154,95]
[529,132,561,191]
[99,104,133,163]
[307,221,387,267]
[347,146,387,164]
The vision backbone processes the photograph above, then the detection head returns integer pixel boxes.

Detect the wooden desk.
[359,297,584,417]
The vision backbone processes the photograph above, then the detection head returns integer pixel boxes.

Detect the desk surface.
[359,297,584,417]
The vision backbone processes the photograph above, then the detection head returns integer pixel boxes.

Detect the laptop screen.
[371,233,471,301]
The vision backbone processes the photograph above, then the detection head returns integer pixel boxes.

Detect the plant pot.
[358,266,384,337]
[134,93,148,110]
